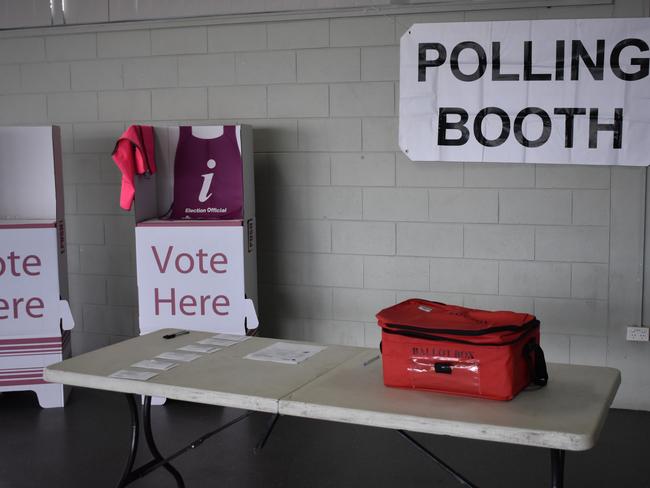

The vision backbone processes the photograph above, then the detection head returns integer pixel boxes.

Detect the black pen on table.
[163,330,190,340]
[363,355,380,367]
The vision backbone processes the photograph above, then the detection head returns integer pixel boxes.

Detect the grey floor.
[0,388,648,488]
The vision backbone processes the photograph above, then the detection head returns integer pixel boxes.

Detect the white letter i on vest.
[199,159,216,202]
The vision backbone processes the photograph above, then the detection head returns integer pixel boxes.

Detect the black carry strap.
[524,341,549,387]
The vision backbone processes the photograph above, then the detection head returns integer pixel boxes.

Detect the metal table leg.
[116,394,252,487]
[116,394,139,488]
[255,413,280,453]
[116,394,185,488]
[397,430,479,488]
[142,396,185,487]
[400,431,568,488]
[551,449,565,488]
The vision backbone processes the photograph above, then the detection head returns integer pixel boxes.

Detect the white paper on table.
[198,338,238,347]
[156,351,202,362]
[131,359,178,371]
[244,342,327,365]
[110,370,159,381]
[178,344,222,353]
[212,333,250,342]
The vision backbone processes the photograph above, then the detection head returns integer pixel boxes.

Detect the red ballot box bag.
[376,299,548,401]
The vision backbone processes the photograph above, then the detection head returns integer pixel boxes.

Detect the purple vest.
[170,126,243,220]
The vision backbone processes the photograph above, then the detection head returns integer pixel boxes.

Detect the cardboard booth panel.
[0,331,72,408]
[0,126,63,220]
[132,125,258,337]
[136,223,258,335]
[134,125,255,224]
[0,224,73,337]
[0,126,72,407]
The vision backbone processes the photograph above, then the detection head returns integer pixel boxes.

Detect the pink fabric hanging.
[112,125,156,211]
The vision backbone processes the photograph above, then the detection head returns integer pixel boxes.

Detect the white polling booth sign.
[136,222,258,335]
[0,224,64,336]
[399,18,650,165]
[0,126,74,408]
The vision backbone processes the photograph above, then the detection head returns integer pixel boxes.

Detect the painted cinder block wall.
[0,0,648,409]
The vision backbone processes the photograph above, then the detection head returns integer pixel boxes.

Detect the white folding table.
[43,329,620,488]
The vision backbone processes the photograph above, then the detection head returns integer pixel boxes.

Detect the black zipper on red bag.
[381,321,539,347]
[381,319,539,338]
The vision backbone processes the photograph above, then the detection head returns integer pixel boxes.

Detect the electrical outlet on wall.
[626,326,650,342]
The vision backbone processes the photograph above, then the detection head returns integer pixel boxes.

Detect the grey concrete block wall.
[0,0,648,409]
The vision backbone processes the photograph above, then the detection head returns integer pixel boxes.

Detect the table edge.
[43,367,278,414]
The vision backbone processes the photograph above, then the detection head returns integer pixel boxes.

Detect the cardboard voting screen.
[136,223,257,335]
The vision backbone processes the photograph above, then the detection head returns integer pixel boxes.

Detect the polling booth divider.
[133,125,258,338]
[0,126,74,408]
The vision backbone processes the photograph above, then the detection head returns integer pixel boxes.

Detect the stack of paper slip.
[131,359,178,371]
[107,332,253,381]
[156,351,202,362]
[212,333,250,342]
[178,344,221,354]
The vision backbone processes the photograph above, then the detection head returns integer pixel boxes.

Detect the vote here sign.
[399,18,650,165]
[0,226,61,337]
[135,224,257,335]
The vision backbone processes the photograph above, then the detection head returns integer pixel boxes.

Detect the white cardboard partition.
[133,126,258,336]
[0,127,64,221]
[0,223,66,337]
[136,222,258,334]
[0,127,74,408]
